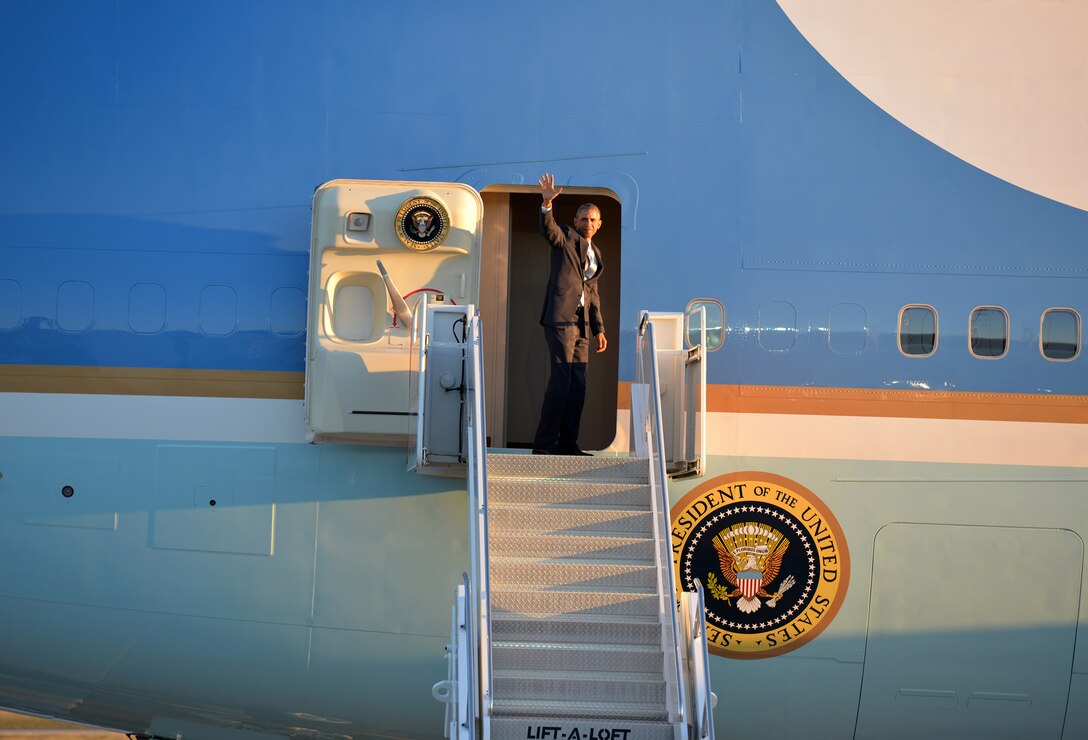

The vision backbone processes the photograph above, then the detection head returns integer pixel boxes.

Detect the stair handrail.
[685,579,716,740]
[637,314,689,733]
[464,311,493,733]
[683,305,707,478]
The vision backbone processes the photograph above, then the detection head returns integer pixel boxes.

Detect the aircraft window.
[828,302,868,354]
[898,305,937,357]
[332,284,376,342]
[129,283,166,334]
[57,280,94,332]
[1041,308,1080,361]
[270,286,307,337]
[199,285,239,336]
[758,301,797,352]
[0,279,21,330]
[685,298,725,351]
[969,307,1008,359]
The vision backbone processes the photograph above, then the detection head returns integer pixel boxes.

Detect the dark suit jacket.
[539,208,605,336]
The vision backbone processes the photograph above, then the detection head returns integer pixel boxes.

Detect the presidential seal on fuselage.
[671,472,849,659]
[394,197,450,251]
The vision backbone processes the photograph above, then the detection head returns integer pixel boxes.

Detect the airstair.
[485,453,681,739]
[428,303,715,740]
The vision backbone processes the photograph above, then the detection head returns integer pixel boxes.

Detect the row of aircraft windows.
[899,305,1081,361]
[683,299,1083,362]
[0,280,308,337]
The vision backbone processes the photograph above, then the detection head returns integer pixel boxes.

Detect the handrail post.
[461,572,476,740]
[692,579,715,740]
[694,306,706,477]
[465,312,493,733]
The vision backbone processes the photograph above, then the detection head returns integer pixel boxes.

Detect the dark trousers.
[533,323,590,452]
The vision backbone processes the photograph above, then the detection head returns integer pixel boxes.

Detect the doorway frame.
[478,184,621,448]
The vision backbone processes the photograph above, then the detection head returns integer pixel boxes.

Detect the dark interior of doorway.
[504,192,621,451]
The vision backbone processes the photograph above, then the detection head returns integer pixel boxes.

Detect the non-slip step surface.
[490,559,659,591]
[492,674,667,705]
[489,478,653,508]
[489,506,655,536]
[491,616,663,646]
[487,453,649,482]
[492,643,665,674]
[490,533,655,561]
[491,589,660,618]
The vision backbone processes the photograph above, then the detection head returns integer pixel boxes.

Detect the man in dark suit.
[533,172,608,455]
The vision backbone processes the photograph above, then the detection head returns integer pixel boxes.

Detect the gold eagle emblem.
[709,522,796,614]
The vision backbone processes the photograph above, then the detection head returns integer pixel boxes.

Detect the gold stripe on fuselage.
[0,365,304,400]
[4,366,1086,424]
[618,382,1088,425]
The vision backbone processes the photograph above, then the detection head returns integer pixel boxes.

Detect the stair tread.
[490,501,653,512]
[491,589,660,617]
[489,507,655,535]
[489,704,671,722]
[494,674,666,684]
[490,618,663,649]
[493,674,667,704]
[492,644,666,675]
[491,555,657,565]
[488,479,653,507]
[492,613,662,625]
[490,536,657,563]
[490,533,656,552]
[490,560,658,592]
[494,668,662,681]
[493,641,661,652]
[487,453,649,482]
[492,532,654,542]
[491,583,656,594]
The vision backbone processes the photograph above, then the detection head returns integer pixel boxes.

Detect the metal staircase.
[486,453,678,739]
[430,307,714,740]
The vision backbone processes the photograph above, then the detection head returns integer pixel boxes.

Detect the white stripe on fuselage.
[611,409,1088,469]
[5,392,1086,469]
[0,392,309,444]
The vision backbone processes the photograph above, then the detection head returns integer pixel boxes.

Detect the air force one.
[2,1,1088,739]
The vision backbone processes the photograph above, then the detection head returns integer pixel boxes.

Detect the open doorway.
[478,187,621,451]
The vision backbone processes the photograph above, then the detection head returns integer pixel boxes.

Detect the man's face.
[573,208,602,241]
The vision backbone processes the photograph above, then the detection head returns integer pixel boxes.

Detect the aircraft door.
[305,180,483,443]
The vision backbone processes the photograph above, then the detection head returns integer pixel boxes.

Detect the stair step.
[490,534,655,561]
[493,674,666,705]
[490,712,673,736]
[492,644,665,674]
[489,479,652,508]
[490,506,655,536]
[488,453,648,482]
[492,589,660,617]
[490,560,658,591]
[492,616,662,646]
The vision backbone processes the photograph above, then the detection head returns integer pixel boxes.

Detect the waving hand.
[539,172,563,209]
